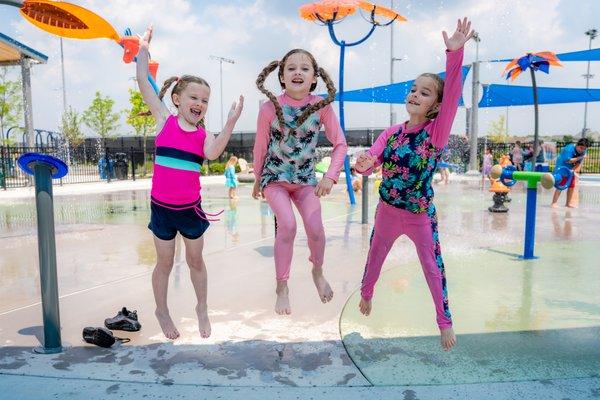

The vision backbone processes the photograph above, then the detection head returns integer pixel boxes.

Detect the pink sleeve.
[429,48,464,149]
[253,102,274,181]
[357,125,397,175]
[320,104,348,183]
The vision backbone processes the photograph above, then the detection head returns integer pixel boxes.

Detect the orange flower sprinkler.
[299,0,406,205]
[503,52,562,168]
[4,0,160,93]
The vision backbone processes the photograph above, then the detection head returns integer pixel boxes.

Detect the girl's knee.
[186,255,205,271]
[276,219,297,240]
[155,260,174,274]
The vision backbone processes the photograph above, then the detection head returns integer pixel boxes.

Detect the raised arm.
[429,18,473,148]
[203,96,244,160]
[136,26,170,128]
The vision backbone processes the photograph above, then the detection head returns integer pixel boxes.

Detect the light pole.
[468,31,481,173]
[209,55,235,130]
[389,0,403,125]
[582,28,597,138]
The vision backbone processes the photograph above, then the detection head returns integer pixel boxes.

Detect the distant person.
[136,26,244,340]
[224,155,239,199]
[551,138,589,208]
[511,141,523,171]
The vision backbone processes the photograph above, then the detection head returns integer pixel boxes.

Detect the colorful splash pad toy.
[299,0,406,205]
[3,0,160,90]
[490,164,572,259]
[503,52,562,170]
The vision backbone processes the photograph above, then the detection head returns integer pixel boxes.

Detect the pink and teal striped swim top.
[151,115,206,206]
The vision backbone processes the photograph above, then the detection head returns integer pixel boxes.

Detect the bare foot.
[550,203,559,208]
[155,309,180,340]
[566,204,578,208]
[359,298,372,316]
[275,281,291,315]
[440,327,456,351]
[195,304,211,338]
[312,268,333,303]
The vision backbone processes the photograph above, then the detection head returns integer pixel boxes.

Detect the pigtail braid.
[256,61,285,128]
[158,76,179,102]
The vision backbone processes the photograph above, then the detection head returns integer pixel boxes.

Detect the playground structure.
[299,0,406,206]
[490,164,573,259]
[3,0,160,93]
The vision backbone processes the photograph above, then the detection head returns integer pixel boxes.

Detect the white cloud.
[0,0,598,138]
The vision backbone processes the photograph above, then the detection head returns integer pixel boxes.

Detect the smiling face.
[279,51,317,99]
[406,75,442,119]
[172,82,210,126]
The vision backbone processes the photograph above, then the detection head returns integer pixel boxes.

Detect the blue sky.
[1,0,599,138]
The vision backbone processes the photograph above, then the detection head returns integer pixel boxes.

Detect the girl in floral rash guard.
[355,18,474,351]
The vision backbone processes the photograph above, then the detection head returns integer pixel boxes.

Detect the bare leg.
[152,236,180,340]
[566,187,577,208]
[275,280,291,315]
[182,235,211,338]
[551,189,561,208]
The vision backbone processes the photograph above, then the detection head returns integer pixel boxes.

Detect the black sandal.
[82,327,130,348]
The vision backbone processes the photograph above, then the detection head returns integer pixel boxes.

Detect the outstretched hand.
[227,95,245,125]
[140,25,153,51]
[355,151,376,173]
[442,17,475,51]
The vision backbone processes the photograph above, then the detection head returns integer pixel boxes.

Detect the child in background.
[225,155,239,199]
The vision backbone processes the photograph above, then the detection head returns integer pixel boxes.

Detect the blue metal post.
[338,41,356,205]
[523,187,537,259]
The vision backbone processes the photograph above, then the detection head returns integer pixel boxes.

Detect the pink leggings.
[263,182,325,281]
[361,201,452,329]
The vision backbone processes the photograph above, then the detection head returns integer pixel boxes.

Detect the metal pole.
[468,33,480,172]
[361,175,369,224]
[582,29,597,138]
[20,57,35,148]
[338,41,357,206]
[209,55,235,131]
[530,67,539,167]
[523,187,537,259]
[33,163,63,353]
[219,60,223,130]
[60,38,67,112]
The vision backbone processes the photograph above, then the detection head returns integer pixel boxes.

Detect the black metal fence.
[476,141,600,174]
[2,132,598,189]
[0,142,154,189]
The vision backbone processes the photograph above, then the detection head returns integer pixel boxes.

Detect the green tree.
[126,89,156,176]
[487,115,508,143]
[82,91,120,139]
[60,106,85,147]
[562,134,574,143]
[0,67,23,145]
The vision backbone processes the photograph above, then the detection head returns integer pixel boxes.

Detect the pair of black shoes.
[83,307,141,348]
